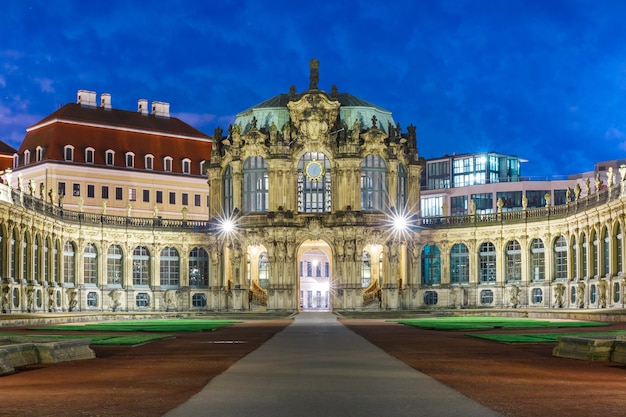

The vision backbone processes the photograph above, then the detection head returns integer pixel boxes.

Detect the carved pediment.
[361,127,389,157]
[287,93,340,142]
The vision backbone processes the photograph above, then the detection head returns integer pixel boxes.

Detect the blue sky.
[1,0,626,177]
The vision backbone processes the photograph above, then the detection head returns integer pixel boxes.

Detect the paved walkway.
[164,312,502,417]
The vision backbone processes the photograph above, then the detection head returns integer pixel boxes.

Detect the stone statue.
[101,200,107,214]
[574,183,581,200]
[620,164,626,182]
[309,58,319,90]
[58,193,64,208]
[126,203,132,217]
[17,173,23,192]
[153,205,158,218]
[164,290,177,310]
[566,187,571,203]
[78,197,84,212]
[522,194,528,210]
[553,284,565,308]
[470,199,476,215]
[544,192,551,207]
[28,179,35,196]
[509,285,520,308]
[269,122,278,144]
[40,183,45,199]
[108,290,121,312]
[585,177,591,196]
[496,198,504,213]
[595,173,602,193]
[351,119,360,142]
[576,283,585,308]
[598,280,607,308]
[607,167,614,187]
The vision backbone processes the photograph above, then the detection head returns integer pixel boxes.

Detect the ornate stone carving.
[287,93,340,143]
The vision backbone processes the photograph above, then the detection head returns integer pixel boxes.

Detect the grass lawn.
[29,319,238,333]
[1,333,171,346]
[395,316,609,331]
[468,330,626,344]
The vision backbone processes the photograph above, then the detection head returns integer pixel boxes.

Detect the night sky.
[1,0,626,177]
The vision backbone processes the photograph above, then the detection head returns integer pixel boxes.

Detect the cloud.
[35,77,55,93]
[173,112,217,128]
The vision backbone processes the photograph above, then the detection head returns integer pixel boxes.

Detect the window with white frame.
[107,245,123,286]
[36,146,43,162]
[182,158,191,174]
[84,243,98,285]
[163,156,173,172]
[145,154,154,170]
[530,238,545,281]
[64,145,74,162]
[85,147,95,164]
[126,152,135,168]
[554,235,568,280]
[105,150,115,166]
[24,150,30,165]
[506,240,521,281]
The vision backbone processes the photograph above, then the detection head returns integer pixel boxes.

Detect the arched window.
[258,251,269,289]
[532,288,543,304]
[243,156,269,213]
[361,251,371,288]
[479,242,496,283]
[582,233,588,278]
[125,152,135,168]
[63,241,75,284]
[603,228,610,276]
[33,235,40,284]
[397,163,407,209]
[182,158,191,174]
[145,154,154,170]
[421,245,441,285]
[553,236,567,280]
[36,146,43,162]
[530,238,545,281]
[505,240,521,282]
[591,230,598,277]
[105,149,115,166]
[223,164,234,216]
[297,152,331,213]
[84,244,98,285]
[52,240,60,284]
[85,147,95,164]
[133,246,150,286]
[189,247,209,288]
[64,145,74,161]
[22,233,29,282]
[107,245,123,286]
[163,156,173,172]
[615,223,623,275]
[10,230,16,279]
[571,235,578,279]
[360,154,387,211]
[44,238,49,283]
[24,150,31,165]
[450,243,469,284]
[160,247,180,288]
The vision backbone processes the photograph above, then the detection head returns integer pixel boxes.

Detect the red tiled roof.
[0,140,17,155]
[17,103,212,175]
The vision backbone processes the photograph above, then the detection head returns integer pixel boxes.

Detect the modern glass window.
[132,246,150,286]
[297,152,331,213]
[450,243,469,284]
[107,245,123,286]
[526,191,548,208]
[506,240,521,282]
[421,245,441,285]
[426,160,450,190]
[421,196,442,217]
[397,163,407,208]
[189,247,209,288]
[160,247,180,287]
[553,236,568,280]
[84,243,98,285]
[554,189,568,205]
[360,154,386,211]
[63,241,75,284]
[450,195,467,216]
[223,164,234,216]
[243,156,269,213]
[530,238,545,281]
[496,191,523,212]
[361,251,371,288]
[471,193,493,214]
[479,242,496,283]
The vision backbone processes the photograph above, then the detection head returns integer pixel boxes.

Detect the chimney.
[151,101,170,118]
[77,90,97,107]
[100,93,111,110]
[138,99,148,115]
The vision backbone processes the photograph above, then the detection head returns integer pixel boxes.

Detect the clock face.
[305,160,324,181]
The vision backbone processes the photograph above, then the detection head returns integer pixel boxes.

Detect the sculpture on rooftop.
[309,58,319,90]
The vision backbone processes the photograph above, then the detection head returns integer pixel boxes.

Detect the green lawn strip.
[395,316,609,331]
[29,319,238,333]
[467,330,626,344]
[0,333,170,346]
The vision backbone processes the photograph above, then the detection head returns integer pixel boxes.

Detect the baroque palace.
[2,60,626,314]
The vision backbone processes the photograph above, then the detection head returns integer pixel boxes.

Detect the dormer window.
[105,150,115,166]
[85,148,95,164]
[126,152,135,168]
[13,154,18,168]
[164,156,173,172]
[200,160,206,175]
[182,158,191,174]
[24,150,31,165]
[64,145,75,162]
[145,154,154,170]
[36,146,43,162]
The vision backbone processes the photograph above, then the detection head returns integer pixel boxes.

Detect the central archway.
[298,240,332,311]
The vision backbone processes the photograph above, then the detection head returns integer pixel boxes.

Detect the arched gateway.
[298,241,332,311]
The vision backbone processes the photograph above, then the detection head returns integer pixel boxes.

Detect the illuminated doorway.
[298,241,332,311]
